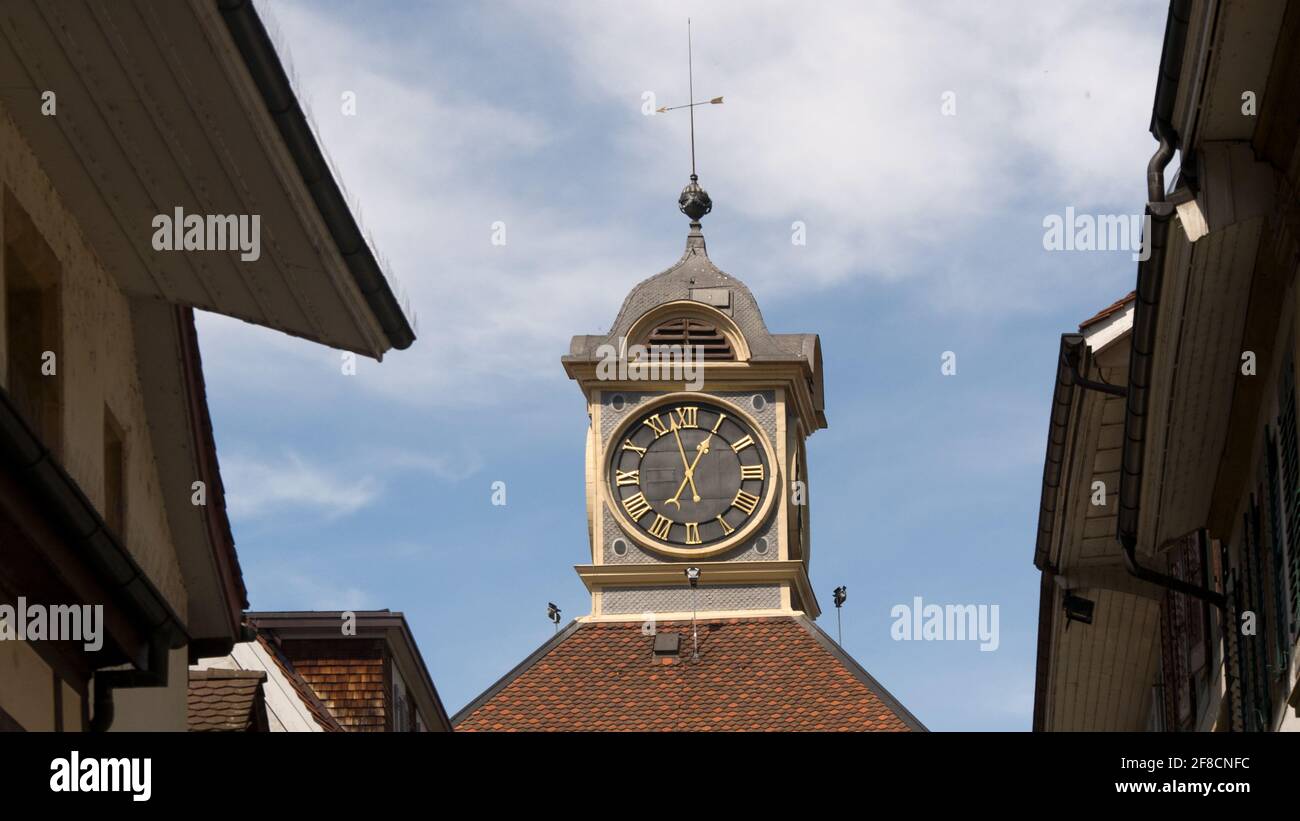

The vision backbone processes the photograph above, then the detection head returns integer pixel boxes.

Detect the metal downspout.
[1117,116,1226,611]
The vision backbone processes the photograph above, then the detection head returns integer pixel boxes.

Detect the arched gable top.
[624,301,751,362]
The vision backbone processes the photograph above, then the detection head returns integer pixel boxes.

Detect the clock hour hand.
[670,420,702,504]
[666,434,712,508]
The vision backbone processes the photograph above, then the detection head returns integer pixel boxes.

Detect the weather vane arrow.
[656,96,724,114]
[658,18,722,223]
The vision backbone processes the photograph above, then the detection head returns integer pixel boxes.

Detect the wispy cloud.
[222,450,381,520]
[220,0,1162,410]
[368,446,485,483]
[518,0,1161,286]
[246,561,375,611]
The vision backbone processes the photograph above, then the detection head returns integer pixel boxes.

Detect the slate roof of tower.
[562,227,826,422]
[566,231,812,359]
[453,615,925,732]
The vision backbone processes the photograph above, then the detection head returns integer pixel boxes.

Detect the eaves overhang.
[216,0,415,353]
[0,0,413,359]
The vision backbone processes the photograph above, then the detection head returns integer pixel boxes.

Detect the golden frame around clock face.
[604,392,778,558]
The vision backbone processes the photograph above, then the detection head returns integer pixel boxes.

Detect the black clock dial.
[609,399,770,549]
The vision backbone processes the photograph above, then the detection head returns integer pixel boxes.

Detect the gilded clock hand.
[666,433,712,508]
[669,420,702,505]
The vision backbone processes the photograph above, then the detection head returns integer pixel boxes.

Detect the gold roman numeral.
[732,489,760,516]
[643,414,669,438]
[684,522,701,544]
[622,439,647,456]
[740,464,765,481]
[622,492,653,520]
[615,469,640,486]
[716,515,735,535]
[674,406,699,428]
[711,413,727,433]
[731,434,754,453]
[648,514,673,540]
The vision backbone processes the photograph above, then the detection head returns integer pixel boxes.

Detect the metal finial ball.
[678,175,712,221]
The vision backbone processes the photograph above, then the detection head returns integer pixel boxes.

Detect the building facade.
[0,0,414,731]
[1034,0,1300,731]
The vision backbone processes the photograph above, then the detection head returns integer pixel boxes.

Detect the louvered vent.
[642,318,734,361]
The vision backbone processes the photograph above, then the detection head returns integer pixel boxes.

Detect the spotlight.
[832,586,848,645]
[546,602,561,625]
[1063,592,1094,626]
[684,567,701,660]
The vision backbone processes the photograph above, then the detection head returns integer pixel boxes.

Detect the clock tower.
[562,176,827,623]
[455,176,923,731]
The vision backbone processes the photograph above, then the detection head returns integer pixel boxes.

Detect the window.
[391,668,410,732]
[103,407,126,538]
[1159,531,1210,731]
[3,190,62,455]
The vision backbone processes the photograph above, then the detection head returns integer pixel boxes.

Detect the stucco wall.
[0,99,185,615]
[0,638,82,731]
[110,647,189,731]
[0,99,188,730]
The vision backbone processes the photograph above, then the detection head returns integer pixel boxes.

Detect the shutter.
[1265,426,1291,670]
[1278,354,1300,633]
[1158,596,1185,730]
[1241,501,1273,730]
[1184,536,1207,674]
[644,318,735,360]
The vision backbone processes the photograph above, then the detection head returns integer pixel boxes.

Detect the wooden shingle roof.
[454,616,925,732]
[279,639,388,731]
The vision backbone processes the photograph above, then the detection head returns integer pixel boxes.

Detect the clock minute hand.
[666,433,713,508]
[664,421,689,509]
[670,421,702,503]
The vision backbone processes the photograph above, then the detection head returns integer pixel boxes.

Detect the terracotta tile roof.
[188,669,268,732]
[255,633,345,732]
[455,616,924,732]
[1079,291,1136,330]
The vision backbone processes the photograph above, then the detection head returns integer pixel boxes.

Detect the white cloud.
[214,0,1165,407]
[366,446,485,483]
[522,1,1162,267]
[246,562,374,611]
[222,450,381,520]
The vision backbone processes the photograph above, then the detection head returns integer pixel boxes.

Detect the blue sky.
[197,0,1169,730]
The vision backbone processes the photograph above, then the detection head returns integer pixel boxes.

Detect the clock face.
[607,397,773,554]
